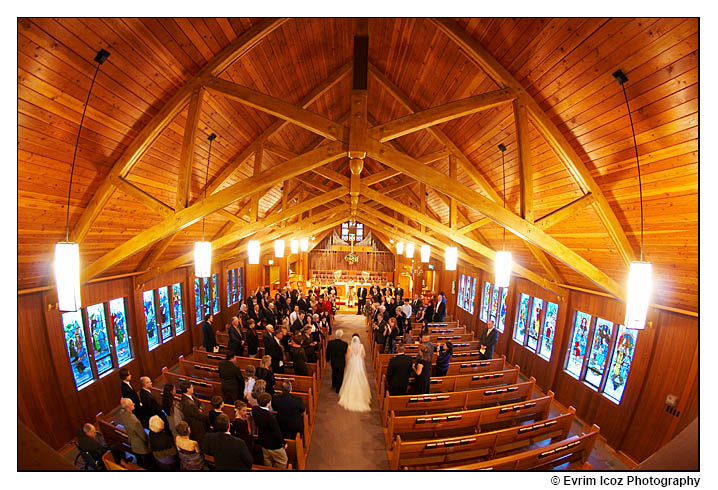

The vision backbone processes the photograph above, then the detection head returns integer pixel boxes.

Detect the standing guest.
[250,304,262,325]
[383,317,398,354]
[243,365,257,401]
[179,382,207,443]
[202,314,217,352]
[161,384,183,439]
[272,381,306,439]
[423,299,435,326]
[357,285,368,315]
[175,421,205,470]
[231,401,256,461]
[414,305,425,324]
[228,316,244,357]
[290,333,309,376]
[119,368,141,416]
[245,319,259,357]
[203,414,253,471]
[263,325,285,374]
[401,298,413,321]
[292,311,305,333]
[435,341,454,377]
[412,344,432,395]
[411,295,423,317]
[264,303,277,329]
[248,379,268,409]
[117,398,151,468]
[434,294,447,322]
[148,416,178,470]
[301,326,318,363]
[255,355,276,396]
[208,395,224,432]
[386,344,413,396]
[386,297,397,318]
[421,332,435,364]
[239,304,250,330]
[395,285,404,301]
[325,329,348,393]
[139,376,165,428]
[218,352,244,404]
[373,312,386,349]
[252,392,289,468]
[480,320,499,360]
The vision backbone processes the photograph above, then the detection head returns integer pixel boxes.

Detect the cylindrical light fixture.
[420,244,430,263]
[445,247,457,271]
[290,239,299,254]
[248,240,260,264]
[625,261,652,329]
[494,251,512,288]
[300,238,309,252]
[396,242,404,255]
[405,243,415,259]
[55,242,81,311]
[194,241,212,278]
[274,239,285,258]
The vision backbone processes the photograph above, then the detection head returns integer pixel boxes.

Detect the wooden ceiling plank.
[369,87,516,142]
[431,18,635,266]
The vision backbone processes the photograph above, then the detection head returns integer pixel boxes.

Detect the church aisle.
[306,313,389,470]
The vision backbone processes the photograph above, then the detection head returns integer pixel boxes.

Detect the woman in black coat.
[289,333,309,376]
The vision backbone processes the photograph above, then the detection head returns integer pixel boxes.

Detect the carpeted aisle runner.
[305,313,389,470]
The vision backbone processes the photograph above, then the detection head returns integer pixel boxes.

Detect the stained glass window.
[227,270,232,307]
[110,298,132,366]
[341,222,349,241]
[603,325,638,403]
[144,290,159,351]
[356,223,364,241]
[526,298,544,352]
[172,283,184,335]
[62,311,94,389]
[203,278,211,317]
[237,268,243,301]
[457,274,465,310]
[87,303,113,376]
[513,293,530,344]
[212,273,219,314]
[469,277,477,314]
[232,269,237,304]
[158,286,172,342]
[538,302,558,361]
[480,282,491,322]
[497,288,509,332]
[585,318,614,389]
[194,278,202,324]
[565,311,592,379]
[489,284,501,322]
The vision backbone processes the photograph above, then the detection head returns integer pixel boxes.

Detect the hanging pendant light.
[405,243,415,259]
[300,237,309,252]
[194,133,216,278]
[274,239,285,258]
[248,240,260,264]
[54,49,110,311]
[396,242,404,255]
[420,244,430,263]
[494,143,512,288]
[445,247,457,271]
[290,239,299,254]
[614,69,652,329]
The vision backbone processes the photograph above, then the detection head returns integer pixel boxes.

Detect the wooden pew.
[102,450,145,470]
[189,348,319,379]
[403,341,481,354]
[442,424,600,470]
[375,354,505,384]
[385,393,555,447]
[381,378,535,426]
[410,326,466,336]
[411,322,458,329]
[389,409,576,470]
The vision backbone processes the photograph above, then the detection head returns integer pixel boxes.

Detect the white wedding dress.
[338,336,372,412]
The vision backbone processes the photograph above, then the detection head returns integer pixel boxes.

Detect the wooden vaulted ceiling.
[17,18,698,312]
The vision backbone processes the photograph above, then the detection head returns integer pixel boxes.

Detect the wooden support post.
[514,99,533,223]
[449,155,458,230]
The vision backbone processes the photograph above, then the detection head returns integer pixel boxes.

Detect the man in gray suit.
[117,397,151,468]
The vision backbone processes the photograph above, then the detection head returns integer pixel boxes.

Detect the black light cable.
[203,133,217,241]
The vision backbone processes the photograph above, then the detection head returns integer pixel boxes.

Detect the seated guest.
[245,319,259,357]
[255,355,276,395]
[161,384,184,439]
[289,333,309,376]
[272,381,305,440]
[76,423,108,469]
[435,341,454,377]
[208,395,224,432]
[412,344,431,395]
[139,376,165,428]
[117,397,151,468]
[218,351,244,404]
[203,414,253,471]
[175,421,205,470]
[119,368,140,416]
[243,365,257,401]
[230,401,253,450]
[148,415,178,470]
[252,392,288,468]
[179,381,207,443]
[248,379,268,408]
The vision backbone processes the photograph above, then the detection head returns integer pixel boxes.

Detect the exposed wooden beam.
[370,88,515,142]
[205,77,348,142]
[112,177,173,217]
[83,142,346,283]
[431,18,635,266]
[312,166,350,187]
[175,87,205,210]
[458,218,490,234]
[366,140,625,299]
[449,155,458,229]
[535,193,596,230]
[513,100,533,223]
[69,19,288,243]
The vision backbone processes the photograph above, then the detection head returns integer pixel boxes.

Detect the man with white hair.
[117,397,151,468]
[325,329,348,393]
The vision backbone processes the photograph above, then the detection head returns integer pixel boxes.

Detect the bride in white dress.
[338,334,372,412]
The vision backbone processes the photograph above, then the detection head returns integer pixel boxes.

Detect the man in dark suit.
[180,381,207,443]
[395,286,404,301]
[249,304,263,324]
[119,368,141,416]
[411,295,423,317]
[245,319,259,357]
[218,352,245,404]
[386,344,414,396]
[252,392,288,468]
[272,381,306,439]
[480,320,499,360]
[264,303,277,327]
[297,294,308,313]
[138,376,163,428]
[434,294,447,322]
[202,313,216,352]
[356,285,368,314]
[291,311,305,333]
[327,284,337,297]
[203,414,253,470]
[263,325,285,373]
[325,329,348,393]
[228,316,244,356]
